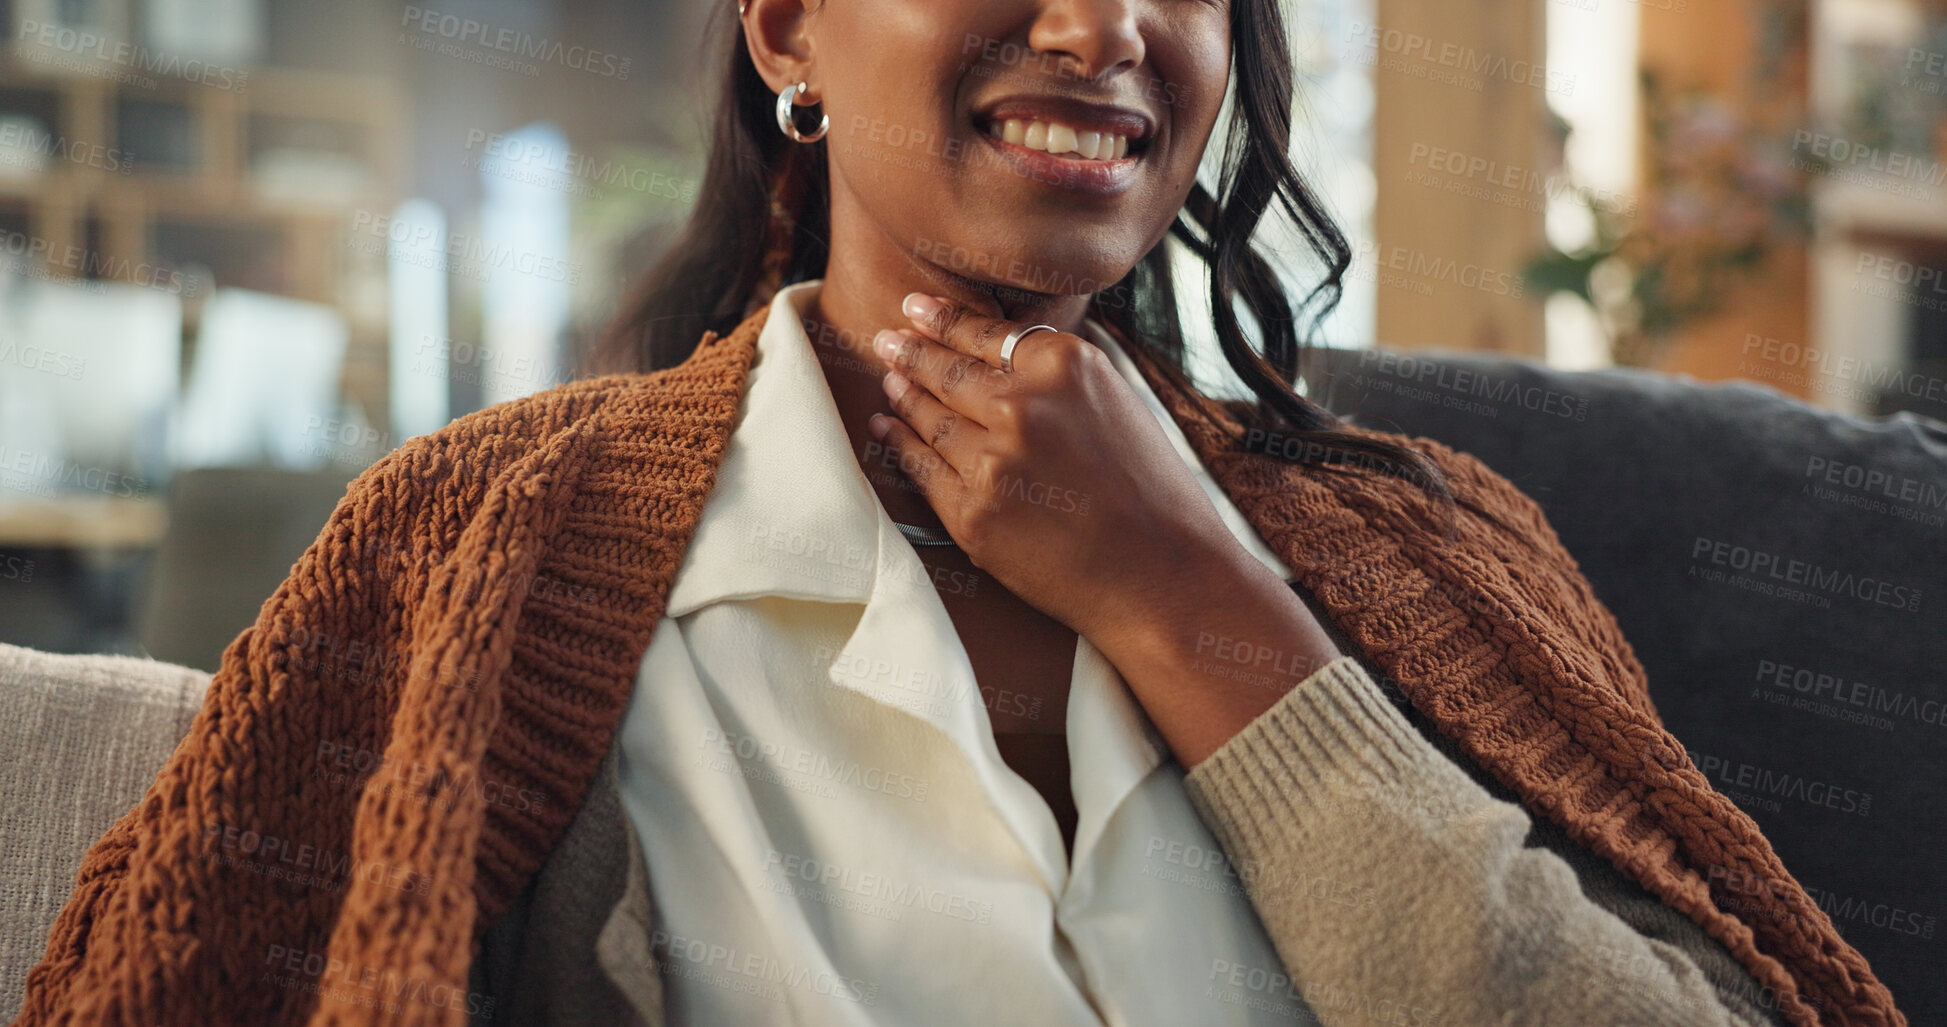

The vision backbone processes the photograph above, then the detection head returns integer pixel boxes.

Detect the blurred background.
[0,0,1941,664]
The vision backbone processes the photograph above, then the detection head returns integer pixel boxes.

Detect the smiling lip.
[976,132,1140,195]
[970,96,1155,196]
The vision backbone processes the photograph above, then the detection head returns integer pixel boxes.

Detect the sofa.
[0,644,211,1018]
[3,349,1942,1022]
[1304,346,1947,1024]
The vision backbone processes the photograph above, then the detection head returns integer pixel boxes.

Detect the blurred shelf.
[0,51,409,441]
[0,54,406,302]
[0,496,166,548]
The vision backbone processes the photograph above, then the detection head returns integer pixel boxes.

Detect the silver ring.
[999,324,1057,373]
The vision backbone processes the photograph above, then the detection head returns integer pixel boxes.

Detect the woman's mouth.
[970,108,1152,195]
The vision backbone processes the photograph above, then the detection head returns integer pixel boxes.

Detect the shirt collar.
[664,280,886,617]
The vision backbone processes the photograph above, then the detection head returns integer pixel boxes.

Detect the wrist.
[1083,531,1346,767]
[1089,532,1333,680]
[1082,529,1252,650]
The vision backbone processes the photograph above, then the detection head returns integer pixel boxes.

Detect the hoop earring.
[775,81,829,143]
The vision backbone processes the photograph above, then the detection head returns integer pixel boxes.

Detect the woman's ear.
[742,0,819,97]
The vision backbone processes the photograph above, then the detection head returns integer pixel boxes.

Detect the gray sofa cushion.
[135,466,359,673]
[1308,346,1947,1025]
[0,644,210,1021]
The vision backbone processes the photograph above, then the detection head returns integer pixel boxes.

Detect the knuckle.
[972,450,1010,488]
[974,319,1008,353]
[936,305,968,339]
[940,356,974,394]
[901,445,931,481]
[929,411,958,449]
[1049,336,1097,380]
[1074,338,1113,374]
[896,342,924,373]
[989,392,1022,424]
[956,510,994,551]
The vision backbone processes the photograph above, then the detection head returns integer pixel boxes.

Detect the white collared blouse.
[612,279,1307,1025]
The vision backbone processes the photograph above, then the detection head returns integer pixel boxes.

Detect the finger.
[880,363,989,474]
[874,328,1008,424]
[900,292,1049,374]
[867,411,967,527]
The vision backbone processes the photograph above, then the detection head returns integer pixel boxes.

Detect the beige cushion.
[0,643,209,1021]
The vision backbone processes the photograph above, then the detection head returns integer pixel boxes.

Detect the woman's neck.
[805,226,1094,529]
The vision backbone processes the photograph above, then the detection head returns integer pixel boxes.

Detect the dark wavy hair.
[591,0,1498,534]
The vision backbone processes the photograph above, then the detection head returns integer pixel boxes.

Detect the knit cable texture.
[13,306,1903,1026]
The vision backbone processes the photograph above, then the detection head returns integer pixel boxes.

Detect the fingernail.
[873,329,901,360]
[882,371,911,400]
[868,413,892,438]
[902,292,942,322]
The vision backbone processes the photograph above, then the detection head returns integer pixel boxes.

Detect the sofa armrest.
[0,643,210,1021]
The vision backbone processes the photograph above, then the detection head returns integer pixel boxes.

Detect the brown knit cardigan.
[15,304,1904,1026]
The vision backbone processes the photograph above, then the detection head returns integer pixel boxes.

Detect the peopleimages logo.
[1689,536,1923,613]
[461,129,694,201]
[1792,131,1947,187]
[1350,350,1588,420]
[0,340,86,380]
[1751,659,1947,733]
[0,445,148,499]
[760,848,995,924]
[17,19,249,91]
[1350,240,1526,298]
[1709,864,1937,941]
[1685,749,1872,817]
[699,728,931,802]
[1406,142,1636,216]
[400,6,631,79]
[1343,22,1578,96]
[350,209,581,286]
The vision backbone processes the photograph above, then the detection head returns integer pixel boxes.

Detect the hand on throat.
[804,237,1095,531]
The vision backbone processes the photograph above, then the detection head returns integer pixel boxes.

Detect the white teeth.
[991,118,1133,161]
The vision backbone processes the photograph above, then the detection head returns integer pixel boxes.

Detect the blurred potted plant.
[1525,68,1820,367]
